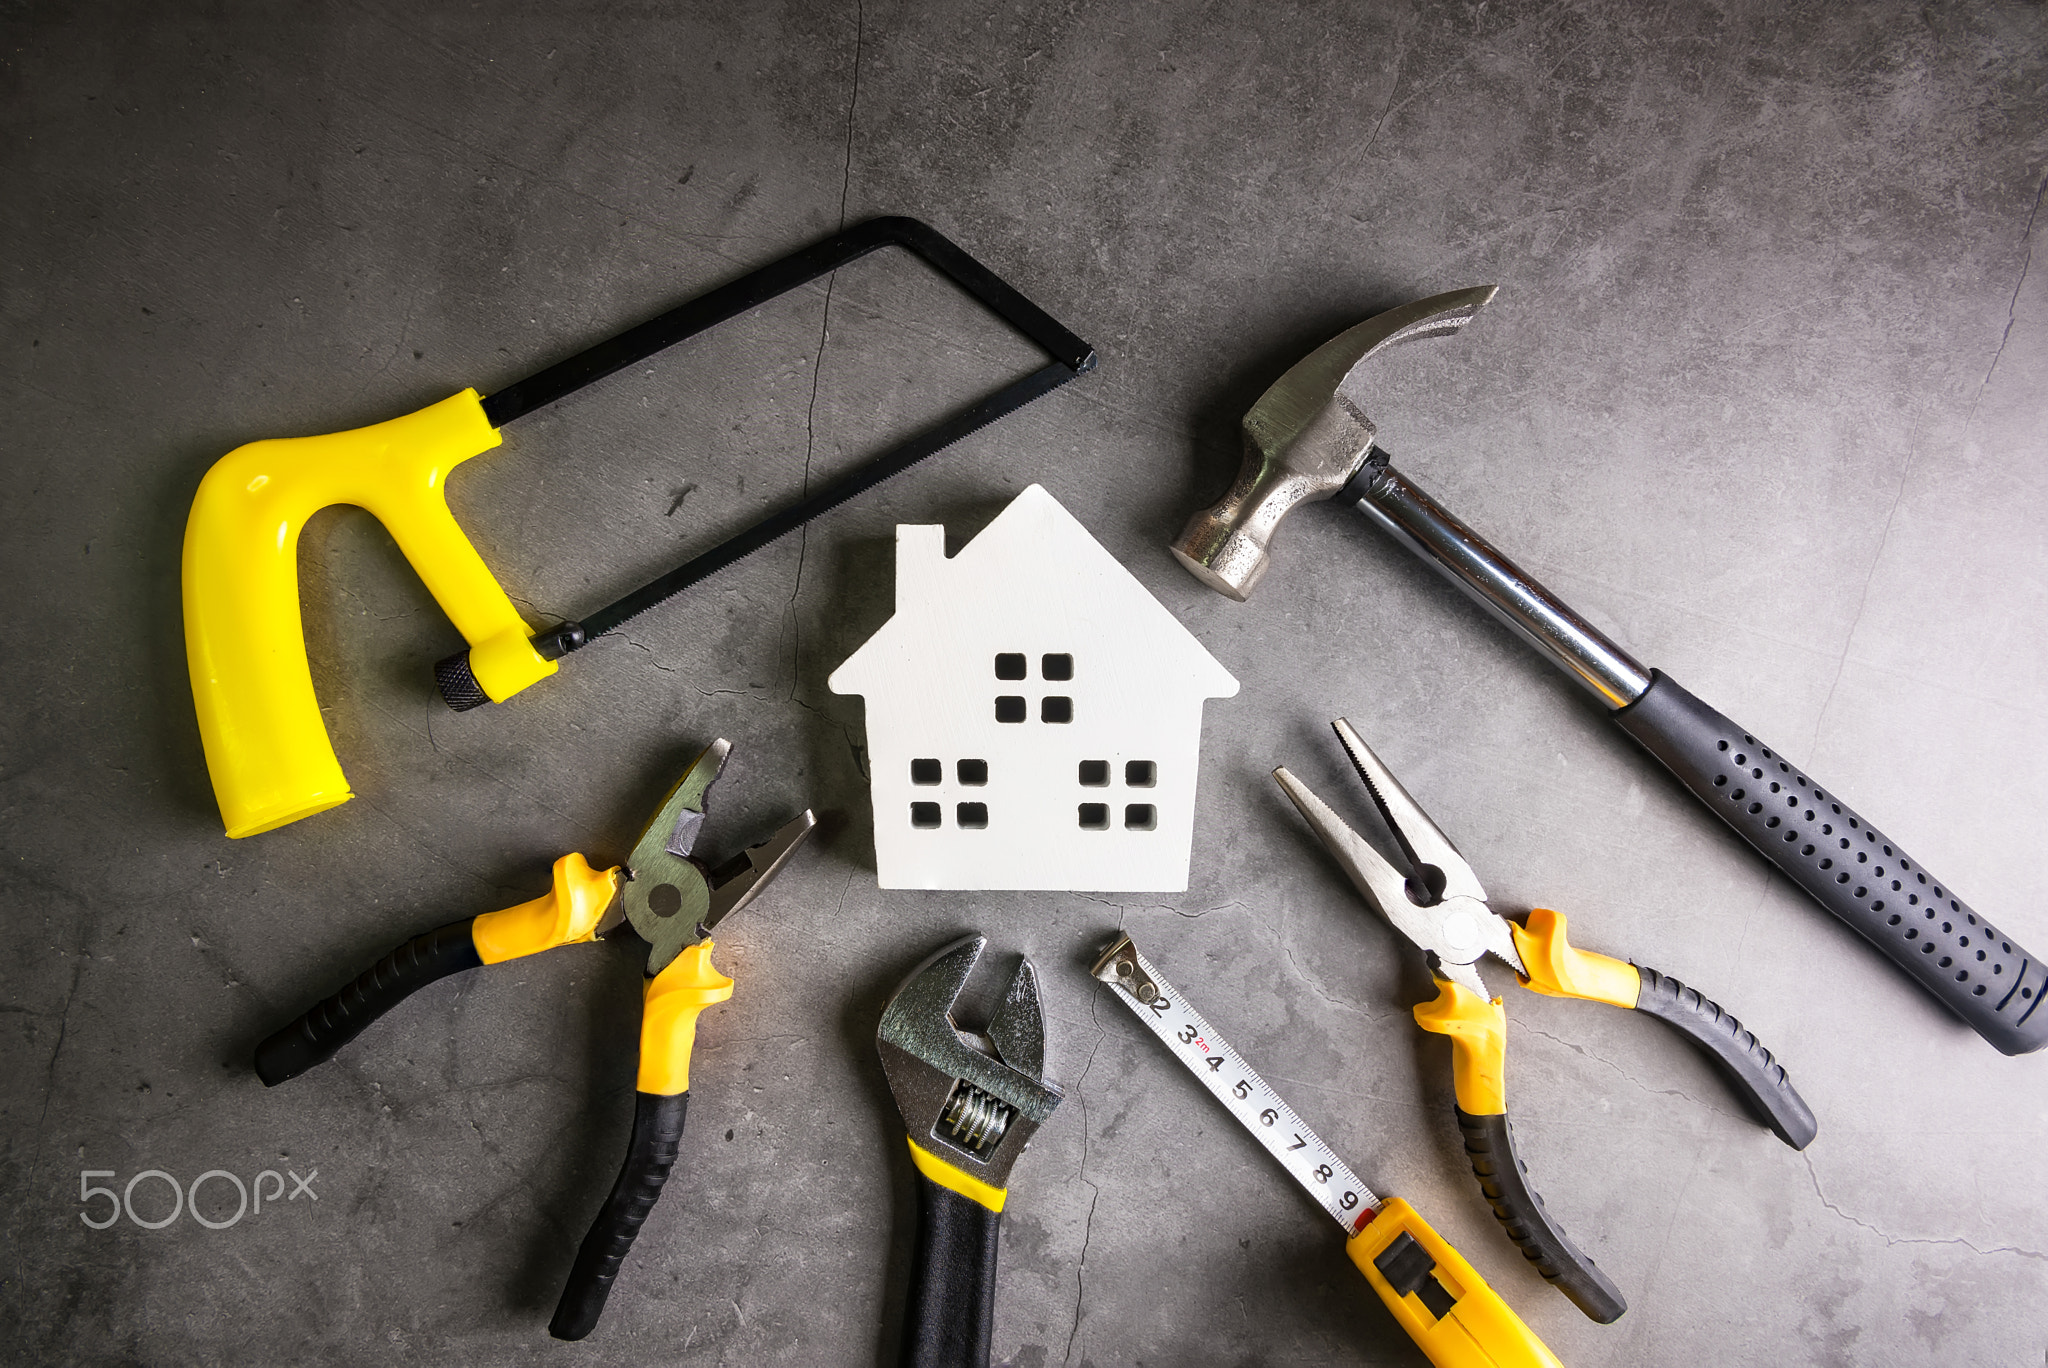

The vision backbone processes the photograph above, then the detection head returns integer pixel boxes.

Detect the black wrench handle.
[899,1162,1002,1368]
[1615,671,2048,1055]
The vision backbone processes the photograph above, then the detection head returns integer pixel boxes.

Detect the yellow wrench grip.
[1348,1198,1564,1368]
[907,1137,1008,1213]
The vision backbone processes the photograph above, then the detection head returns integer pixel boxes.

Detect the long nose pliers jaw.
[1274,718,1524,1000]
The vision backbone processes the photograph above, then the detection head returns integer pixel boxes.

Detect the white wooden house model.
[828,484,1239,890]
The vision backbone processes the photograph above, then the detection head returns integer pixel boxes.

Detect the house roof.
[829,483,1239,701]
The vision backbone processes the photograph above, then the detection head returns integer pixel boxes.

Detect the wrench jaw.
[878,935,1063,1191]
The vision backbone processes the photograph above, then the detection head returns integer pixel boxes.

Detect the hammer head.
[1170,286,1498,600]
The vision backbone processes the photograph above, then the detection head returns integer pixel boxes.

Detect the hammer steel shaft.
[1341,451,1653,709]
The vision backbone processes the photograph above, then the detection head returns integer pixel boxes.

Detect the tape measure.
[1092,933,1381,1237]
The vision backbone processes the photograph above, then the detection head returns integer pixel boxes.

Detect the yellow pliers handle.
[1415,908,1815,1324]
[548,931,736,1341]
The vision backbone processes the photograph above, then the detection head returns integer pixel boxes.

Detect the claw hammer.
[1171,288,2047,1055]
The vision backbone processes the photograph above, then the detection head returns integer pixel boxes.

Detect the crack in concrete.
[1965,173,2044,431]
[1282,942,1368,1017]
[784,0,867,706]
[1801,1155,2048,1262]
[1806,173,2043,766]
[1803,393,1935,766]
[1064,935,1114,1368]
[1511,1020,1738,1120]
[19,955,85,1297]
[1355,10,1411,166]
[1069,893,1182,922]
[789,693,868,779]
[829,870,860,927]
[1634,1134,1713,1307]
[623,636,681,675]
[1176,898,1248,921]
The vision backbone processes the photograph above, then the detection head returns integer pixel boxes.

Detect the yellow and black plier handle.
[1414,907,1814,1324]
[252,853,729,1086]
[252,853,740,1338]
[1278,719,1815,1325]
[548,918,737,1340]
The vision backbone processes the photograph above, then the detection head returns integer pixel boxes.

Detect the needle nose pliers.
[253,739,814,1340]
[1275,718,1815,1325]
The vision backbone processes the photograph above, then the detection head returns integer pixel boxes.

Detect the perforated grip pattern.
[1615,671,2048,1054]
[550,1090,691,1341]
[1454,1107,1626,1324]
[1632,965,1817,1148]
[899,1170,1002,1368]
[254,918,483,1085]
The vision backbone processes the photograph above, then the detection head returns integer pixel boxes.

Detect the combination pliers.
[253,739,813,1340]
[1275,718,1815,1324]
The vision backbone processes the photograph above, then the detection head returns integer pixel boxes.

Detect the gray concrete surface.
[4,1,2046,1363]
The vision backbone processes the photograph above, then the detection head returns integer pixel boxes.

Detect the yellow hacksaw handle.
[182,390,553,838]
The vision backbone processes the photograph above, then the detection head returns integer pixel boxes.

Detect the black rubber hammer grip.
[1615,671,2048,1055]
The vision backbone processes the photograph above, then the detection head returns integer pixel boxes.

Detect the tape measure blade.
[1097,938,1381,1237]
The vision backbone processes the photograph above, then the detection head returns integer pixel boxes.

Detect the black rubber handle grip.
[254,918,483,1085]
[899,1167,1002,1368]
[550,1090,691,1341]
[1455,1107,1627,1324]
[1615,670,2048,1055]
[1631,964,1817,1148]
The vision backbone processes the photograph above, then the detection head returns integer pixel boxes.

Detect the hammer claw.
[1171,286,1498,601]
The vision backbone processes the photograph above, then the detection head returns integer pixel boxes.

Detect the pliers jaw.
[1275,719,1525,999]
[595,738,815,974]
[700,811,817,934]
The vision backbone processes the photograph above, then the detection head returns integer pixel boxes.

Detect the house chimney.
[894,524,946,607]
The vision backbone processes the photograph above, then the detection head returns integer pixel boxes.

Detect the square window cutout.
[1078,760,1110,787]
[957,759,988,785]
[1041,696,1073,724]
[1042,653,1073,681]
[957,802,988,829]
[911,758,942,785]
[1125,760,1156,787]
[995,653,1027,680]
[1125,804,1157,830]
[911,802,942,829]
[1078,803,1109,830]
[995,696,1027,723]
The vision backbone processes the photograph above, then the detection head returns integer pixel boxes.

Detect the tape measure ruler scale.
[1090,933,1567,1368]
